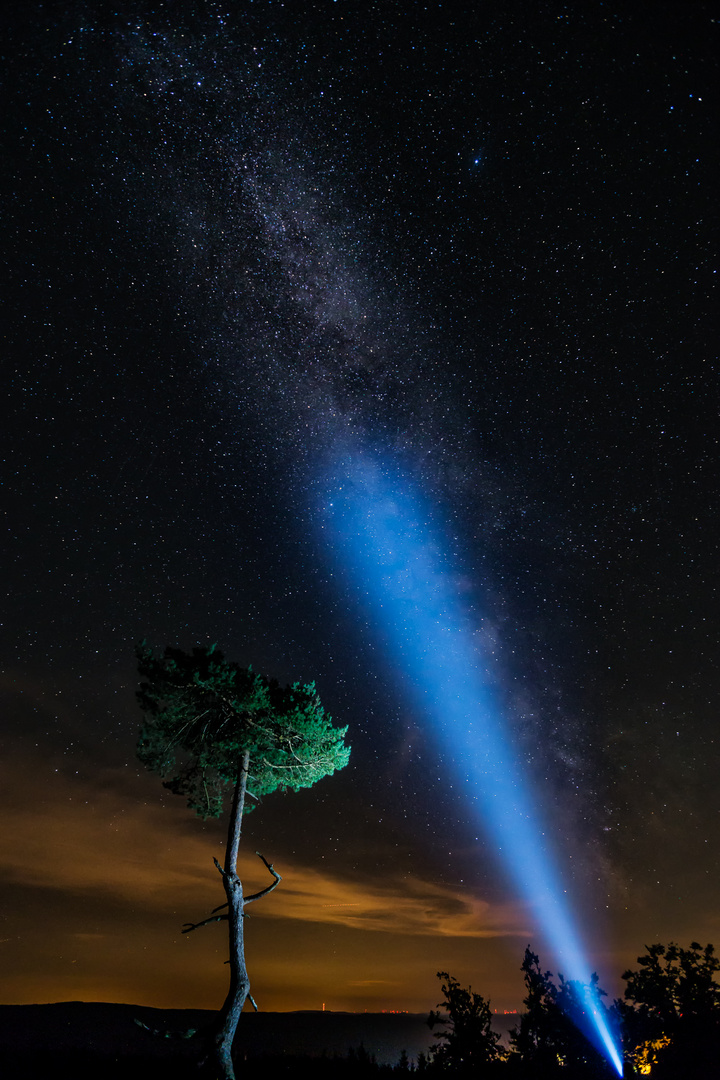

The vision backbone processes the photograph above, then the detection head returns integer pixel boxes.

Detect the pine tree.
[135,642,350,1079]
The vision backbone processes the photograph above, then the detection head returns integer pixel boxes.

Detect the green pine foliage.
[136,642,350,818]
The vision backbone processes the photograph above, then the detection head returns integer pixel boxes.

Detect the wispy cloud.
[262,862,529,938]
[0,762,528,941]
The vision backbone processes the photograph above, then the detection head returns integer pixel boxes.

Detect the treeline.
[416,941,720,1078]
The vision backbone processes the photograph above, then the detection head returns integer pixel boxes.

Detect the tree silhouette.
[618,941,720,1077]
[427,971,505,1075]
[135,642,350,1080]
[510,948,566,1075]
[510,948,617,1078]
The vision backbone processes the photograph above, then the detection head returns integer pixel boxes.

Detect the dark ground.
[0,1001,518,1076]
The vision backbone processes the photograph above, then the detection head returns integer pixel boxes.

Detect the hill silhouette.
[0,1001,522,1076]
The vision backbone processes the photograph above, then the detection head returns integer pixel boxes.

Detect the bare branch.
[244,851,282,905]
[262,757,308,770]
[255,851,277,875]
[248,994,258,1012]
[181,914,229,934]
[161,709,211,759]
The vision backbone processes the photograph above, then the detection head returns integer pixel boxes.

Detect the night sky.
[3,1,717,1018]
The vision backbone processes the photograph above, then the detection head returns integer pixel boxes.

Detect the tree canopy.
[136,642,350,817]
[509,948,618,1078]
[428,971,505,1074]
[618,942,720,1077]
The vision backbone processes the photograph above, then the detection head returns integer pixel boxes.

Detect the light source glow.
[323,454,622,1076]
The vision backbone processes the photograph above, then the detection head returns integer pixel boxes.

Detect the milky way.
[118,25,471,473]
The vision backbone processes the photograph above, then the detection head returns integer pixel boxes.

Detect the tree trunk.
[211,749,251,1080]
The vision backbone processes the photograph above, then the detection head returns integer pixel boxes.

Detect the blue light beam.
[322,455,622,1076]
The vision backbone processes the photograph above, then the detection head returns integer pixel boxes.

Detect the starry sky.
[2,1,717,1016]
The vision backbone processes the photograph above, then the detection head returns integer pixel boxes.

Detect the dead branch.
[244,851,282,905]
[181,913,229,934]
